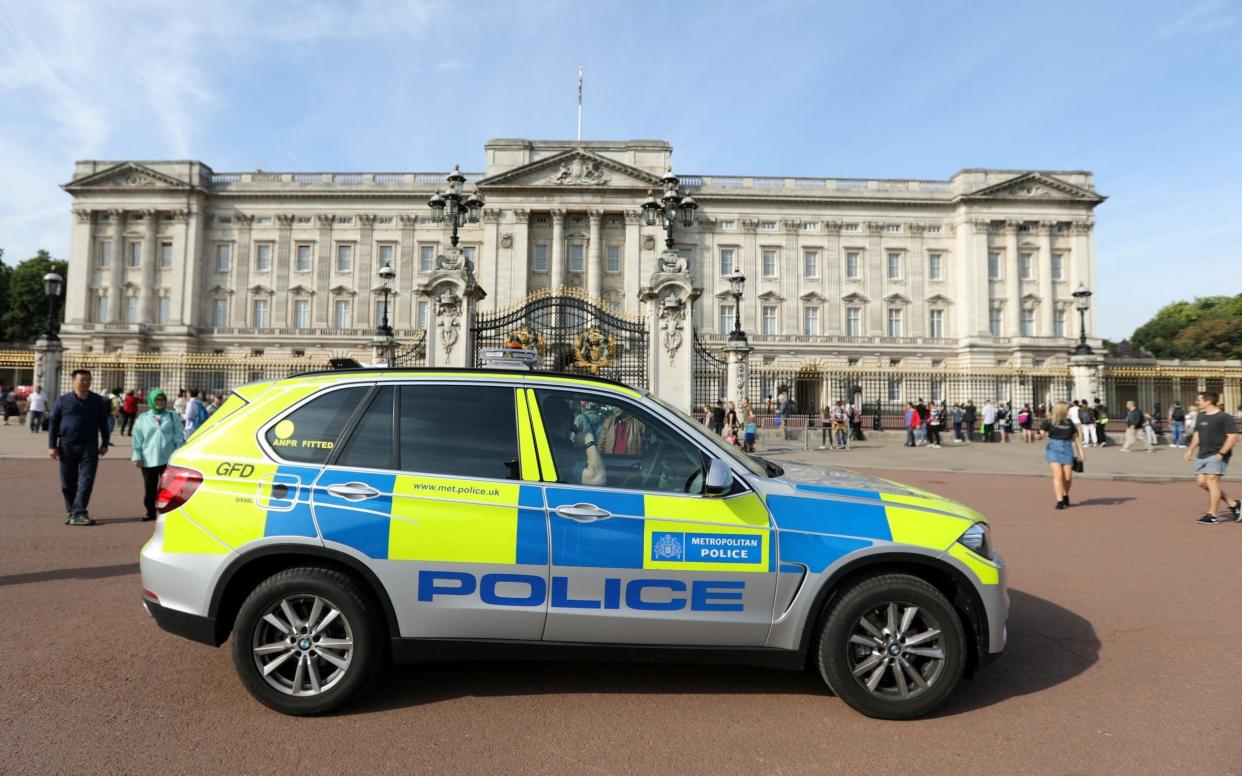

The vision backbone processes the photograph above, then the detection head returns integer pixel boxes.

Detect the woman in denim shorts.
[1040,401,1085,510]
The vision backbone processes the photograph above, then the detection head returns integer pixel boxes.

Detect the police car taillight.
[155,466,203,513]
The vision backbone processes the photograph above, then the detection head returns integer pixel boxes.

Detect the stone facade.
[59,139,1105,366]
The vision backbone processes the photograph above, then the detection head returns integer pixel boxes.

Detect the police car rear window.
[267,386,369,464]
[398,384,519,480]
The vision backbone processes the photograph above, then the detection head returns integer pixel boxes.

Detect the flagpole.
[577,66,583,142]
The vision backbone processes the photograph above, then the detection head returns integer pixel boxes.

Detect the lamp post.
[427,165,484,248]
[42,269,64,342]
[377,260,395,338]
[722,271,751,409]
[641,169,698,249]
[1072,283,1093,355]
[726,271,747,345]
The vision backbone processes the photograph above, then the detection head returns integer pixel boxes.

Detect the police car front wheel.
[232,567,384,715]
[817,573,967,720]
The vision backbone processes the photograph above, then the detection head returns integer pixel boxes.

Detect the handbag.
[1072,457,1084,473]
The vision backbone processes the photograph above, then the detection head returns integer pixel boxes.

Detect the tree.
[1129,294,1242,360]
[1,250,66,344]
[0,250,12,339]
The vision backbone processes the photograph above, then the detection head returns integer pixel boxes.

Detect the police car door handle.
[326,482,381,501]
[556,503,612,522]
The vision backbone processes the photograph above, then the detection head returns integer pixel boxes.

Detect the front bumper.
[143,597,220,646]
[978,550,1009,657]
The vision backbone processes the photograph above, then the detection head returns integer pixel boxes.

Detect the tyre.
[816,573,966,720]
[231,567,384,715]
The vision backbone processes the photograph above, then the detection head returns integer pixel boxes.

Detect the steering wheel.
[637,437,666,487]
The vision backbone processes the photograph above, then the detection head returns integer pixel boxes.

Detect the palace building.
[59,138,1105,367]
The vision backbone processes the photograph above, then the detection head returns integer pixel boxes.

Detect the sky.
[1,0,1240,340]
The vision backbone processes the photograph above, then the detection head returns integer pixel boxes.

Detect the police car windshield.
[648,394,771,479]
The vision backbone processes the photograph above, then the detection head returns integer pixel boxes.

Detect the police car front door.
[528,388,776,646]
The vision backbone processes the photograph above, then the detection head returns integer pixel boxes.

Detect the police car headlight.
[957,522,992,560]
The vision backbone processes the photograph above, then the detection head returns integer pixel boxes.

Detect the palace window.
[762,249,778,278]
[532,243,549,273]
[1019,253,1033,280]
[253,298,270,328]
[883,224,901,233]
[157,297,170,325]
[719,304,735,334]
[1054,308,1067,337]
[719,248,736,276]
[843,223,859,232]
[212,298,228,327]
[96,241,111,268]
[887,308,903,337]
[845,251,860,279]
[1021,309,1035,337]
[989,309,1002,336]
[928,253,943,280]
[462,246,477,267]
[803,306,820,336]
[568,243,585,273]
[1051,253,1064,280]
[419,244,436,273]
[127,242,141,268]
[126,297,138,324]
[295,244,313,272]
[336,244,353,272]
[761,305,778,335]
[987,252,1000,281]
[887,252,902,280]
[417,300,429,329]
[255,243,272,272]
[215,243,231,272]
[759,221,777,231]
[846,307,861,337]
[160,242,173,268]
[95,296,108,323]
[334,300,351,329]
[803,250,819,279]
[606,245,621,273]
[377,243,395,266]
[929,308,944,338]
[293,299,310,329]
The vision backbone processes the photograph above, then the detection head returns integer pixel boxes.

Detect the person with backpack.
[183,390,209,437]
[1093,399,1109,447]
[1169,401,1187,447]
[1121,400,1152,453]
[1018,403,1034,443]
[962,401,977,443]
[1080,401,1099,447]
[926,402,944,448]
[904,402,923,447]
[951,403,964,443]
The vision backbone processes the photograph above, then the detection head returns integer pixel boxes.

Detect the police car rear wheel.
[817,573,966,720]
[232,567,383,715]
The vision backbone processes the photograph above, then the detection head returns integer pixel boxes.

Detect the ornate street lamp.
[726,271,747,344]
[377,260,395,338]
[42,269,64,342]
[641,168,698,249]
[1072,283,1094,355]
[427,164,483,248]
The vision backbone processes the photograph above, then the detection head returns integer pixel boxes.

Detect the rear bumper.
[143,597,220,647]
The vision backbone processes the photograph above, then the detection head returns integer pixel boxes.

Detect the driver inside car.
[541,396,608,486]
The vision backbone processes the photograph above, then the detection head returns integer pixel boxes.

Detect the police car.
[140,365,1007,719]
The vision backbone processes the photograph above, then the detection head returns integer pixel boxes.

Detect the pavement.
[2,448,1241,774]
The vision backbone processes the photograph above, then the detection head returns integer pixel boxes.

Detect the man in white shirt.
[27,386,47,433]
[982,400,997,442]
[1068,400,1083,443]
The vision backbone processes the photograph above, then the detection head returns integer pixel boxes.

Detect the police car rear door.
[527,387,776,646]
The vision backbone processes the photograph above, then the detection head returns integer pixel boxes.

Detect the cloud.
[434,59,464,72]
[1158,0,1238,35]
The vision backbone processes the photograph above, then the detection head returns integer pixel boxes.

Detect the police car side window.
[335,386,395,470]
[398,384,520,480]
[266,386,370,465]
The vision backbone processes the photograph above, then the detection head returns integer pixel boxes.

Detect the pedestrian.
[951,403,964,443]
[106,388,121,437]
[710,400,726,436]
[1040,400,1085,510]
[27,385,47,433]
[1080,400,1099,448]
[832,401,849,448]
[1018,403,1034,443]
[47,369,111,526]
[849,402,865,442]
[962,400,977,443]
[184,390,212,437]
[1185,390,1240,525]
[1168,400,1187,447]
[1120,400,1152,453]
[724,401,740,446]
[926,402,943,448]
[743,405,757,453]
[904,402,922,447]
[1093,398,1109,447]
[0,385,13,425]
[915,399,929,446]
[982,400,997,443]
[173,389,188,418]
[1068,399,1083,444]
[120,389,138,435]
[1184,405,1198,446]
[996,403,1010,444]
[130,388,185,522]
[1143,410,1159,447]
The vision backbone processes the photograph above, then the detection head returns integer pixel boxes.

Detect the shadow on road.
[1071,497,1135,507]
[0,562,139,588]
[350,587,1097,717]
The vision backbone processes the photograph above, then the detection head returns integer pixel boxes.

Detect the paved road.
[1,458,1239,775]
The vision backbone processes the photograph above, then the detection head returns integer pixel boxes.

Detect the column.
[397,215,417,328]
[231,215,253,328]
[274,215,294,326]
[740,220,758,333]
[587,209,603,300]
[623,211,642,314]
[109,210,127,323]
[825,222,842,334]
[481,209,500,310]
[865,223,883,334]
[1037,221,1054,337]
[180,206,206,328]
[66,209,94,326]
[355,214,375,328]
[550,209,566,291]
[139,210,159,326]
[1004,221,1020,337]
[783,221,799,335]
[510,209,531,306]
[909,224,926,336]
[314,214,333,327]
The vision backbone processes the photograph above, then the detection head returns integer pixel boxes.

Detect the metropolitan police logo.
[652,533,683,561]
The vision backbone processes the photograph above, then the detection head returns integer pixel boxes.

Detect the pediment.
[248,284,274,295]
[63,162,195,192]
[758,290,785,302]
[209,284,233,295]
[884,293,911,305]
[841,292,869,304]
[288,284,314,295]
[369,285,400,295]
[477,149,664,189]
[800,291,827,303]
[963,172,1104,203]
[926,294,953,306]
[329,285,356,296]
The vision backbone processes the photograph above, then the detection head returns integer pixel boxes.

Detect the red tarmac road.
[1,459,1239,775]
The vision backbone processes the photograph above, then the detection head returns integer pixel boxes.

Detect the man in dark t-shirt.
[710,401,726,436]
[1185,390,1239,525]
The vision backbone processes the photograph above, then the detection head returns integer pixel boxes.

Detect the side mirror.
[703,458,733,497]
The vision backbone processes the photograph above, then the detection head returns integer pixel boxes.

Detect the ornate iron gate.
[391,332,426,367]
[692,333,727,410]
[472,289,648,388]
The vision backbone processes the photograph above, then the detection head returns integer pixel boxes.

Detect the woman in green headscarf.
[130,388,185,521]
